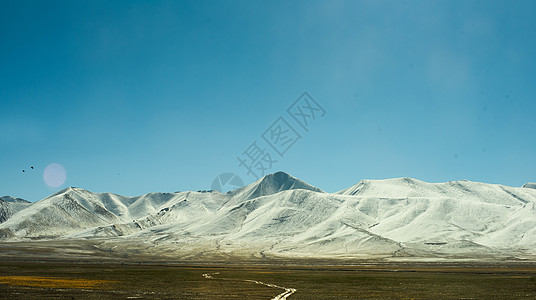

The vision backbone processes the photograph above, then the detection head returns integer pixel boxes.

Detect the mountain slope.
[0,196,31,224]
[228,171,323,201]
[1,172,536,261]
[0,188,194,239]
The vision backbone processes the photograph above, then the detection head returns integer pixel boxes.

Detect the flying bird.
[31,166,34,169]
[22,170,25,173]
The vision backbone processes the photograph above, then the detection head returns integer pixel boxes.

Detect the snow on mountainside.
[338,178,536,249]
[228,171,323,201]
[71,190,224,238]
[1,172,536,261]
[0,196,31,224]
[0,187,190,239]
[0,196,31,203]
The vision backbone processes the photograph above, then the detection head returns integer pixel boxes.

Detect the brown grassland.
[0,260,535,299]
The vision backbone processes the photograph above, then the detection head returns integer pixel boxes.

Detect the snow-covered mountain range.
[1,172,536,261]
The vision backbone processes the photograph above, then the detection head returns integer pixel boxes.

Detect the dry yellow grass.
[0,276,116,289]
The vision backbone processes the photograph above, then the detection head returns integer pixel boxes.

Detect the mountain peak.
[43,187,87,200]
[523,183,536,189]
[0,196,30,204]
[230,171,324,200]
[262,171,296,182]
[258,171,323,192]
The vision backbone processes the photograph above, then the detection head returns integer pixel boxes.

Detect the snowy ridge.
[1,172,536,260]
[227,171,323,201]
[0,196,30,203]
[0,196,31,224]
[523,182,536,189]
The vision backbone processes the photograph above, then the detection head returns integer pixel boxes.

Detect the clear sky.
[1,0,535,202]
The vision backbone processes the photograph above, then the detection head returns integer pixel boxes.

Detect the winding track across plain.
[202,272,297,300]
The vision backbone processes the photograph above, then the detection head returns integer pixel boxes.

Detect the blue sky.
[1,0,535,201]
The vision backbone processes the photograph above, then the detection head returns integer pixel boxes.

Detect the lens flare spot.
[43,163,67,188]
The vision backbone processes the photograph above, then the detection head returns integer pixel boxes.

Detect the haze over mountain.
[1,172,536,261]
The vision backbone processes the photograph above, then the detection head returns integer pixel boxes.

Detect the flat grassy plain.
[1,260,536,299]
